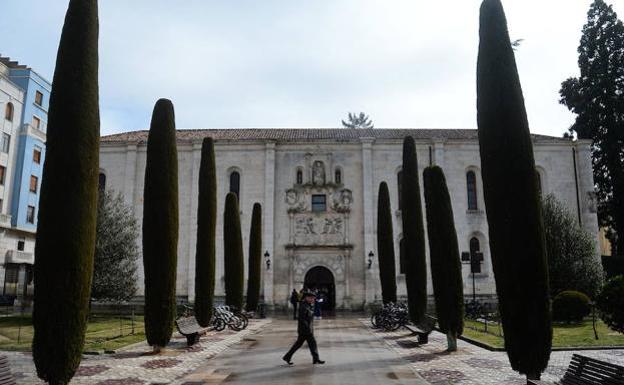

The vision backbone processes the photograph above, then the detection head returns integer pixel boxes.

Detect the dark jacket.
[297,302,315,335]
[290,290,299,305]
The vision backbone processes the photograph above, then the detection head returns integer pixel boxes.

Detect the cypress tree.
[423,166,464,352]
[224,192,244,310]
[142,99,179,351]
[477,0,552,380]
[401,136,427,323]
[377,182,397,304]
[194,137,217,327]
[32,1,99,383]
[246,203,262,312]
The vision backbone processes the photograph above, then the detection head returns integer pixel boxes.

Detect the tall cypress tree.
[246,203,262,312]
[142,99,179,351]
[194,137,217,327]
[560,0,624,256]
[32,1,99,383]
[377,182,397,304]
[224,192,244,310]
[401,136,427,323]
[423,166,464,352]
[477,0,552,380]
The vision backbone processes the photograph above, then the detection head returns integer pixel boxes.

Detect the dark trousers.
[284,333,319,361]
[292,303,298,320]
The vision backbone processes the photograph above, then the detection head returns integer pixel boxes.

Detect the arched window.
[397,170,403,210]
[467,171,478,210]
[98,173,106,192]
[469,237,482,273]
[229,171,240,200]
[4,103,14,122]
[335,168,342,184]
[399,238,406,274]
[296,169,303,185]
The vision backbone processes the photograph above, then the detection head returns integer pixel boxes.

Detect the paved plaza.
[2,317,624,384]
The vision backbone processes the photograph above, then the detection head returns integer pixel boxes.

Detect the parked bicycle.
[370,302,409,331]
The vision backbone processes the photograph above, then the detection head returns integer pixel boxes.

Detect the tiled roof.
[101,128,568,144]
[0,55,29,69]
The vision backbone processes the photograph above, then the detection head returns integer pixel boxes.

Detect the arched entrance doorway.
[304,266,336,312]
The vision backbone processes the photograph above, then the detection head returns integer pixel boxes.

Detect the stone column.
[433,139,445,169]
[187,143,202,301]
[123,144,137,207]
[263,141,276,305]
[361,138,376,305]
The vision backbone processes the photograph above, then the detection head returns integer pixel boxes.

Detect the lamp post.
[367,251,374,269]
[264,250,271,270]
[461,250,484,304]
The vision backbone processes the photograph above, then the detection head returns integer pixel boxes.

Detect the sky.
[1,0,623,137]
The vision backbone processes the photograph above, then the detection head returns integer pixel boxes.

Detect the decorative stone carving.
[293,254,346,283]
[285,188,308,213]
[312,160,326,186]
[331,189,352,213]
[293,214,345,245]
[587,191,598,213]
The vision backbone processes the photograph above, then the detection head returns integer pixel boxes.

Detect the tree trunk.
[526,372,540,384]
[446,332,458,352]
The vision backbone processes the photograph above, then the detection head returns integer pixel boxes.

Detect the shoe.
[283,356,293,365]
[313,360,325,364]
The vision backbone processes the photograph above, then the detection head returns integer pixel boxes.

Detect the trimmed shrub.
[195,137,217,327]
[246,203,262,312]
[597,275,624,334]
[401,136,427,323]
[477,0,552,379]
[423,166,464,351]
[32,1,100,383]
[552,291,591,323]
[142,99,179,349]
[224,192,244,310]
[377,182,397,304]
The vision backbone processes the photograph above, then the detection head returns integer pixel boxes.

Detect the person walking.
[289,289,299,320]
[282,291,325,365]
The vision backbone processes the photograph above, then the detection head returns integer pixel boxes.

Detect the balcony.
[20,123,46,142]
[5,249,34,265]
[0,213,11,228]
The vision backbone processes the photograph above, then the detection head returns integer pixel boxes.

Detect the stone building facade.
[100,128,598,310]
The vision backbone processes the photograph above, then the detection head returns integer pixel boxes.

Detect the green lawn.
[462,318,624,349]
[0,315,146,352]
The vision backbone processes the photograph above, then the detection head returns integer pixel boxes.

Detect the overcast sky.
[2,1,622,137]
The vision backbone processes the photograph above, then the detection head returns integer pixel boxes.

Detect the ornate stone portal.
[284,154,354,309]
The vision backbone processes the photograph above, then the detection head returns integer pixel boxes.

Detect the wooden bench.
[404,315,437,344]
[0,356,16,385]
[529,354,624,385]
[175,317,208,346]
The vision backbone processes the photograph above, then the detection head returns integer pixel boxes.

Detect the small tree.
[423,166,464,351]
[246,203,262,312]
[224,192,244,310]
[597,275,624,334]
[341,112,374,129]
[542,194,604,298]
[477,0,552,381]
[377,182,397,304]
[92,190,139,302]
[32,0,100,383]
[401,136,427,323]
[194,137,217,327]
[142,99,179,352]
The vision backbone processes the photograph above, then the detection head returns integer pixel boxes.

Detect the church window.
[296,169,303,185]
[467,171,478,210]
[230,171,240,200]
[469,237,482,273]
[335,168,342,184]
[4,103,14,121]
[311,194,326,212]
[397,170,403,210]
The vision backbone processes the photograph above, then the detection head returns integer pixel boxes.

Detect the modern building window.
[27,206,36,224]
[296,169,303,185]
[335,168,342,184]
[229,171,240,200]
[397,170,403,210]
[469,237,482,273]
[1,133,10,153]
[35,91,44,106]
[4,103,13,121]
[311,194,327,212]
[33,148,42,164]
[30,175,38,193]
[0,166,6,185]
[399,238,406,274]
[32,116,41,129]
[17,238,25,251]
[467,171,478,210]
[98,173,106,192]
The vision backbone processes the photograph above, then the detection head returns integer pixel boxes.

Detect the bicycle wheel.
[237,313,249,329]
[213,317,226,331]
